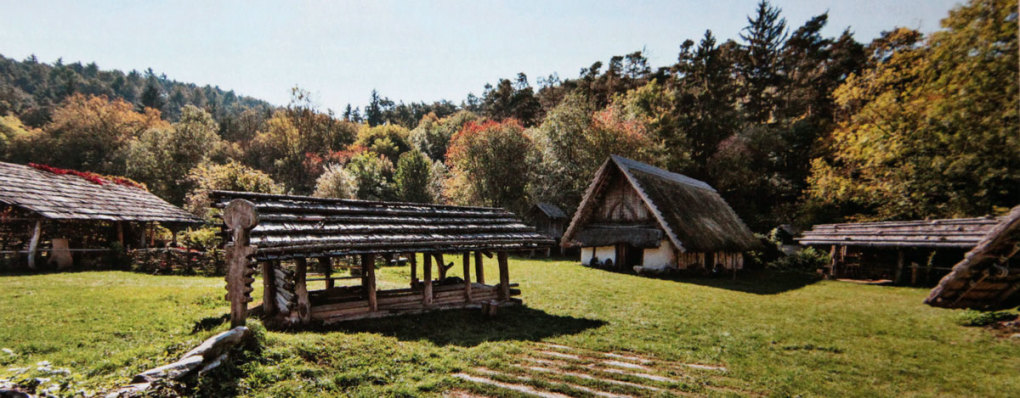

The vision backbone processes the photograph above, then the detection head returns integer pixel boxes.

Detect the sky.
[0,0,962,112]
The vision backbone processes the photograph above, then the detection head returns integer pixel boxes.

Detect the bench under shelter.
[214,191,553,327]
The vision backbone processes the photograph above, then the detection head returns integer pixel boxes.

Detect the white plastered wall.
[641,239,676,270]
[581,246,617,266]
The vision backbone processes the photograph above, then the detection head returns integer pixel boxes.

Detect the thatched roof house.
[926,205,1020,309]
[798,216,1004,283]
[0,161,200,269]
[561,155,757,272]
[212,191,553,326]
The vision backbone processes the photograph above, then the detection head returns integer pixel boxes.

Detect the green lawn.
[1,257,1018,397]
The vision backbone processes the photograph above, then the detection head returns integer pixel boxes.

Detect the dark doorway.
[616,244,644,268]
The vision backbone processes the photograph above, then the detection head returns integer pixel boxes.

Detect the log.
[275,294,290,314]
[423,253,433,305]
[463,252,472,302]
[262,261,277,315]
[294,257,311,323]
[497,252,510,301]
[318,257,334,289]
[275,287,295,303]
[364,253,377,311]
[474,251,485,284]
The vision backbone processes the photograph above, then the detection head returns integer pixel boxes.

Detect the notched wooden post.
[223,199,258,327]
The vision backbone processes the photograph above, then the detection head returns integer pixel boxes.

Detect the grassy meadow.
[1,257,1018,397]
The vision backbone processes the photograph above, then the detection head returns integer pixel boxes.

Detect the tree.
[445,119,537,214]
[354,123,412,163]
[409,110,478,161]
[185,160,283,219]
[738,0,788,123]
[806,0,1019,221]
[480,74,543,126]
[346,151,396,201]
[313,163,357,199]
[126,105,222,204]
[394,150,433,203]
[246,110,307,191]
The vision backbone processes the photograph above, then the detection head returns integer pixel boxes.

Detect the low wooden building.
[213,191,553,327]
[529,202,568,241]
[0,161,202,270]
[798,216,1003,284]
[926,205,1020,309]
[560,155,757,273]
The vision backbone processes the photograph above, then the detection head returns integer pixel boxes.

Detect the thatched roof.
[532,202,568,220]
[561,155,758,253]
[925,205,1020,309]
[798,217,1001,248]
[0,161,201,224]
[211,191,554,261]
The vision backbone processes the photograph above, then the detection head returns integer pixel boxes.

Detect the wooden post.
[463,252,472,302]
[911,263,919,286]
[116,221,125,247]
[497,252,510,301]
[409,252,418,287]
[435,253,449,279]
[474,251,485,284]
[222,199,258,327]
[318,257,334,289]
[294,257,311,323]
[364,253,377,311]
[423,253,433,305]
[894,249,905,284]
[261,261,277,315]
[26,220,41,270]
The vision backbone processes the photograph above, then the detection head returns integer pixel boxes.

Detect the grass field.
[1,257,1018,397]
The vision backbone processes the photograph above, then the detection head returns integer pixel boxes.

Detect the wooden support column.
[911,262,919,286]
[363,253,377,311]
[463,252,472,302]
[223,199,258,327]
[435,253,450,279]
[116,221,125,247]
[497,252,510,301]
[409,253,418,287]
[294,258,311,323]
[474,251,485,284]
[894,249,905,284]
[318,257,334,289]
[26,220,41,270]
[423,253,433,305]
[261,261,277,315]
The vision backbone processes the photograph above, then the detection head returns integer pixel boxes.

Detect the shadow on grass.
[297,306,606,347]
[673,270,822,295]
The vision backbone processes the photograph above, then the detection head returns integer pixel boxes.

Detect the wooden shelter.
[0,161,201,270]
[560,155,757,273]
[528,202,568,256]
[798,216,1003,284]
[213,191,553,327]
[925,205,1020,309]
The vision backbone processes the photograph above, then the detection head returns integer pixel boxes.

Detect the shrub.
[956,310,1018,327]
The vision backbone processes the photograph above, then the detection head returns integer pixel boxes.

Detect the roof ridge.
[609,155,714,191]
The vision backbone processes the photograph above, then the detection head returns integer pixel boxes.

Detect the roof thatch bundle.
[0,161,201,224]
[561,155,758,253]
[925,205,1020,309]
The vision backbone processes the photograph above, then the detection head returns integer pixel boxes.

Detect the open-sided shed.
[560,155,757,273]
[925,205,1020,309]
[213,191,553,327]
[0,161,201,269]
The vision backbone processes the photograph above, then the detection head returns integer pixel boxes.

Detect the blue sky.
[0,0,961,112]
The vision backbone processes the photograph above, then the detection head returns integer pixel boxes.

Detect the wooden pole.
[497,252,510,301]
[116,221,125,247]
[319,257,334,289]
[409,252,418,288]
[423,252,433,306]
[463,252,472,302]
[911,262,919,286]
[222,199,258,327]
[435,253,448,279]
[363,254,377,311]
[894,249,905,284]
[262,261,277,315]
[26,220,41,270]
[474,251,485,284]
[294,257,311,323]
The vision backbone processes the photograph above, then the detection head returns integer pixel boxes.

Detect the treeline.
[0,0,1016,231]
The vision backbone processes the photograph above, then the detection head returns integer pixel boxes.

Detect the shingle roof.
[925,205,1020,309]
[797,217,1001,248]
[561,155,759,253]
[533,202,568,220]
[0,161,202,224]
[211,190,554,261]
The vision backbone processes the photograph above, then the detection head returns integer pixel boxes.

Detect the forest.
[0,0,1016,232]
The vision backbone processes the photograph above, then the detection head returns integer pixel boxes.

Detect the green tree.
[738,0,788,123]
[394,150,433,203]
[354,123,412,163]
[313,163,357,199]
[445,119,538,214]
[184,160,283,219]
[346,151,396,201]
[126,105,222,204]
[409,110,477,161]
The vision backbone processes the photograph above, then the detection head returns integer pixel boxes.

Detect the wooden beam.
[463,252,472,302]
[262,261,277,315]
[497,252,510,301]
[26,220,41,270]
[294,257,311,323]
[474,251,485,284]
[423,252,433,306]
[409,252,418,288]
[894,249,905,284]
[364,254,377,311]
[318,257,334,289]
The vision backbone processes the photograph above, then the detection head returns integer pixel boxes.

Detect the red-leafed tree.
[444,119,537,214]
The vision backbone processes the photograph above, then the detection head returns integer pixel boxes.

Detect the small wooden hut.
[560,155,757,273]
[926,205,1020,309]
[798,216,1003,284]
[528,202,568,256]
[213,191,553,327]
[0,161,202,270]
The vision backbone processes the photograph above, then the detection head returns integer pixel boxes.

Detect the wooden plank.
[463,252,472,302]
[294,258,311,323]
[364,254,377,311]
[424,253,433,306]
[474,251,485,284]
[498,252,510,301]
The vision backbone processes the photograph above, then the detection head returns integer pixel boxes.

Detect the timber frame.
[214,191,553,327]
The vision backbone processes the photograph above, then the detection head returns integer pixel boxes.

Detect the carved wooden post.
[363,253,377,311]
[294,257,311,324]
[318,257,334,289]
[26,220,41,270]
[474,251,484,284]
[423,253,433,305]
[497,252,510,301]
[223,199,258,328]
[462,252,472,302]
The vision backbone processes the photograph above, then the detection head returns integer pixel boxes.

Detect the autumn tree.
[445,119,537,214]
[126,105,222,204]
[185,160,283,218]
[409,110,478,161]
[354,123,412,163]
